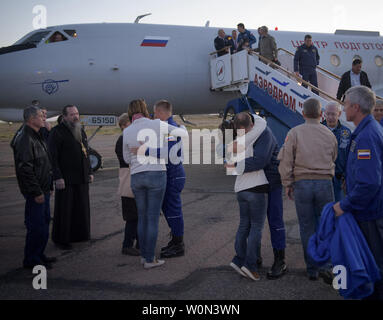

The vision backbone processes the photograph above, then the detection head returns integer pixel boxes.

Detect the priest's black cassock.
[48,123,92,245]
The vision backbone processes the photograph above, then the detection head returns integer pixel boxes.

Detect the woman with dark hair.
[115,113,139,256]
[123,99,188,269]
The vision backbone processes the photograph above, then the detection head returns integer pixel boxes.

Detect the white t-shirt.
[123,118,188,175]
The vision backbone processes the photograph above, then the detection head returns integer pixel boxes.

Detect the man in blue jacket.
[322,102,351,201]
[294,35,320,95]
[333,85,383,300]
[237,23,256,50]
[151,100,186,259]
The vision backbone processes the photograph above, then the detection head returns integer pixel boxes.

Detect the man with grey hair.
[11,106,56,269]
[278,98,337,282]
[214,29,229,57]
[48,105,93,250]
[333,85,383,300]
[322,102,351,201]
[254,26,278,64]
[373,99,383,126]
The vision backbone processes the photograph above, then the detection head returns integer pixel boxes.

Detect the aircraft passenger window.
[330,54,341,67]
[375,56,383,67]
[47,31,68,43]
[20,31,51,45]
[64,30,77,38]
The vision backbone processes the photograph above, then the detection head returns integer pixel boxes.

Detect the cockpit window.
[64,30,77,38]
[20,31,51,45]
[47,31,68,43]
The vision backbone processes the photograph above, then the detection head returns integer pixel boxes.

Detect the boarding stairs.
[209,47,353,147]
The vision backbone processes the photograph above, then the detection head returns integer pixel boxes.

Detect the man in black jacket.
[48,105,93,250]
[336,59,372,101]
[11,106,55,269]
[214,29,230,57]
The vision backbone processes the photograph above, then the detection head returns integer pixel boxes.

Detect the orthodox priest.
[48,105,93,250]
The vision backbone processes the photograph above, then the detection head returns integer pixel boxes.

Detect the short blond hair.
[118,113,130,129]
[154,100,173,113]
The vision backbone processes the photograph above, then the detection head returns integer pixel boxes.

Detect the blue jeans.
[232,191,267,272]
[24,194,51,266]
[294,179,334,276]
[131,171,167,263]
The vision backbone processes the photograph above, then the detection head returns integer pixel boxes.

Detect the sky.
[0,0,382,47]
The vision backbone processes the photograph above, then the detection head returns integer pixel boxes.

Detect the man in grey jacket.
[254,26,278,64]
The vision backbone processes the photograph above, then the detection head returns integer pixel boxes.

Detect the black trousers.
[121,197,138,248]
[52,184,90,244]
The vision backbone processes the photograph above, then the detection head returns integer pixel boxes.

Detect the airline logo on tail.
[141,36,170,47]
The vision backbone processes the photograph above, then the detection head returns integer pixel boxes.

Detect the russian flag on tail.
[141,36,170,47]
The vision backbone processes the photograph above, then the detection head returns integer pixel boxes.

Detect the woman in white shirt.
[123,99,188,269]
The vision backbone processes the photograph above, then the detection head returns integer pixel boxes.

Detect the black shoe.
[161,235,183,252]
[121,247,140,256]
[55,243,72,250]
[41,255,57,263]
[160,242,185,258]
[161,234,175,252]
[267,249,287,280]
[319,270,334,285]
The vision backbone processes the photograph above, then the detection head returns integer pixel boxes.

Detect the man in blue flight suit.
[294,35,320,95]
[333,86,383,300]
[322,102,351,202]
[237,23,256,50]
[150,100,187,258]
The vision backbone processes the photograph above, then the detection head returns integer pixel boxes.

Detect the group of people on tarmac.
[220,86,383,300]
[11,99,188,271]
[8,23,383,298]
[115,99,188,268]
[11,104,93,269]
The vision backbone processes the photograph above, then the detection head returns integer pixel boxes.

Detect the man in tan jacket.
[278,98,337,281]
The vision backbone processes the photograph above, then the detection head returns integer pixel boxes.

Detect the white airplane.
[0,21,382,122]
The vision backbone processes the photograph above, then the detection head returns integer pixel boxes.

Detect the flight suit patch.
[357,149,371,160]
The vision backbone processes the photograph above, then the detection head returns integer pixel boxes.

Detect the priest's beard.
[64,119,82,143]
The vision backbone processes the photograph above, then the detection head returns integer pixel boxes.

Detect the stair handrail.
[248,50,344,105]
[209,46,232,56]
[277,47,341,80]
[278,47,383,100]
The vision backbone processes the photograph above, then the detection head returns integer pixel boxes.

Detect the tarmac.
[0,116,341,300]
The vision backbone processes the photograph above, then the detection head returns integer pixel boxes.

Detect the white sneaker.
[140,257,145,265]
[144,258,165,269]
[241,266,261,281]
[230,262,247,277]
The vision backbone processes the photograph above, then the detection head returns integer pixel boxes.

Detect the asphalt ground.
[0,115,342,300]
